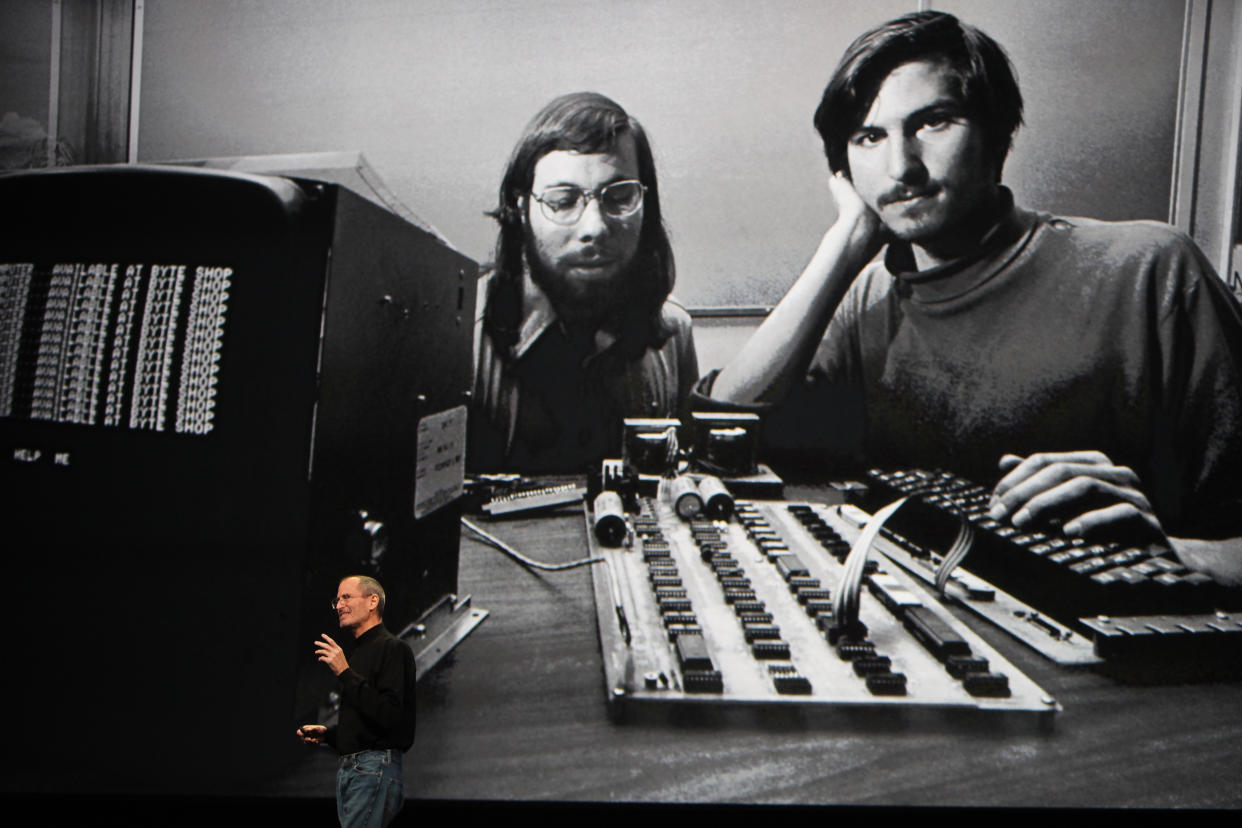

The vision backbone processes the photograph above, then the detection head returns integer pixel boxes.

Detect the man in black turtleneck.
[297,575,416,827]
[698,11,1242,585]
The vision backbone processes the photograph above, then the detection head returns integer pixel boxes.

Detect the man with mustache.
[470,92,698,473]
[703,11,1242,583]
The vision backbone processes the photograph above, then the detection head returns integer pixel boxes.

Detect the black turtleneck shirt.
[325,623,417,755]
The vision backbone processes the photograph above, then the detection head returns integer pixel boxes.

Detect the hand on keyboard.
[988,451,1169,549]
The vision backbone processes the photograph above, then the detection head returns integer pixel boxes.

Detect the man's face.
[335,577,377,631]
[524,133,644,322]
[846,58,998,254]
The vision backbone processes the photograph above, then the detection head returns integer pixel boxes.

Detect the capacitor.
[697,475,734,519]
[666,475,703,519]
[593,491,627,546]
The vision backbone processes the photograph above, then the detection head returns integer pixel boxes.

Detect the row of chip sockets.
[737,502,836,616]
[716,504,815,693]
[779,503,908,696]
[686,512,811,694]
[865,570,1012,697]
[786,499,1011,698]
[634,500,723,693]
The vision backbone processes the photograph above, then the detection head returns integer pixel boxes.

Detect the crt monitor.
[0,163,476,794]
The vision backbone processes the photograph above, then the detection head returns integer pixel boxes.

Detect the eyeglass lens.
[535,180,643,223]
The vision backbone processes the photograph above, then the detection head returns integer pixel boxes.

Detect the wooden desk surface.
[405,504,1242,808]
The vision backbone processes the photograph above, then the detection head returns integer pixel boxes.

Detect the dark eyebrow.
[855,98,965,134]
[910,101,966,121]
[540,175,634,191]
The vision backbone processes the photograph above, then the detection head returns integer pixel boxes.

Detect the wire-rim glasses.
[330,594,357,610]
[530,179,646,225]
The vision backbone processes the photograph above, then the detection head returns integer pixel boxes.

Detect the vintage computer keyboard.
[859,468,1242,673]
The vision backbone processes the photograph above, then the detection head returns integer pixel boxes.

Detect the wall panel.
[138,0,1191,310]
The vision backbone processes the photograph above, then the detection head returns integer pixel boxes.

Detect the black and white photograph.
[1,0,1240,821]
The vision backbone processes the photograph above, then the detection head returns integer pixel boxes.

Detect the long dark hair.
[813,11,1024,180]
[484,92,676,360]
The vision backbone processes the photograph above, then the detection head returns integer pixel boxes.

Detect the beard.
[526,244,642,330]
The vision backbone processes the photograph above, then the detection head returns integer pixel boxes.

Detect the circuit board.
[831,503,1103,666]
[586,496,1060,721]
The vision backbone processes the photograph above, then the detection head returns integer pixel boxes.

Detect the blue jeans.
[336,748,404,828]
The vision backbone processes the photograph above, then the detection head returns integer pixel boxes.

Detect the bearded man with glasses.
[470,91,698,473]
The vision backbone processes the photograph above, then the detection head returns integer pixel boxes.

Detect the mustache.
[565,244,618,265]
[878,186,938,207]
[567,254,617,266]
